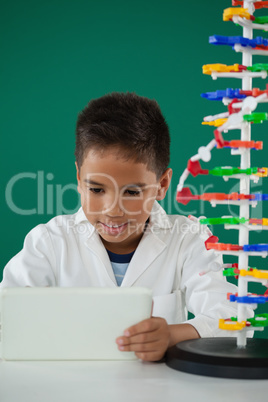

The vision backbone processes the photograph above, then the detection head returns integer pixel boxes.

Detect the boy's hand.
[116,317,170,362]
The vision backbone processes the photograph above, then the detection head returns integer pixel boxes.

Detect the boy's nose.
[103,199,124,217]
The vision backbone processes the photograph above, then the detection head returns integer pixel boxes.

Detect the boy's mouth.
[99,222,129,236]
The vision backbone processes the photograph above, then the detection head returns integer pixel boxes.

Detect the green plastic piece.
[223,267,255,277]
[247,63,268,72]
[243,113,268,124]
[200,217,248,225]
[223,268,237,277]
[254,16,268,25]
[208,166,258,176]
[248,314,268,328]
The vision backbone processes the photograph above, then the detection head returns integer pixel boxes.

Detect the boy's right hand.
[116,316,171,362]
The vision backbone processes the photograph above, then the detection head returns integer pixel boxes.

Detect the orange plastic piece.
[213,131,263,150]
[204,235,219,250]
[249,218,263,225]
[177,188,256,205]
[249,218,268,226]
[206,243,243,251]
[227,140,263,150]
[202,192,254,201]
[223,7,251,22]
[202,193,227,201]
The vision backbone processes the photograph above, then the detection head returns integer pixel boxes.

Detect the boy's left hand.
[116,317,170,362]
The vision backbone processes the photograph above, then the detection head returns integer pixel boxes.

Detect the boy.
[1,92,243,361]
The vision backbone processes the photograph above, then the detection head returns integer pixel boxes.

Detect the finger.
[124,331,161,346]
[117,340,166,362]
[117,339,162,353]
[124,318,162,337]
[116,336,132,347]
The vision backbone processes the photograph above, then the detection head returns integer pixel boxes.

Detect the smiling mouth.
[103,223,126,228]
[99,222,129,235]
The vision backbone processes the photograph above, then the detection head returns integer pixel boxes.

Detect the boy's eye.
[124,189,141,196]
[89,188,104,194]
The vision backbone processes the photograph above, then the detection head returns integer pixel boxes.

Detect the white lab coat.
[1,202,248,337]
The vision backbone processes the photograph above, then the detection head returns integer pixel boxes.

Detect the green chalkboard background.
[1,0,267,337]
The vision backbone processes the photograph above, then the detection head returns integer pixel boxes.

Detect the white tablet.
[0,287,152,361]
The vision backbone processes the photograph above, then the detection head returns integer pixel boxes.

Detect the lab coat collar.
[73,202,174,287]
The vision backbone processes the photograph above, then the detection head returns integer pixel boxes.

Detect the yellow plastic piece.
[263,218,268,226]
[202,118,228,127]
[255,167,268,177]
[219,319,247,331]
[240,268,268,280]
[203,63,241,75]
[223,7,251,22]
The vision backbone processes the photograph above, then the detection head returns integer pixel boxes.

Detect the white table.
[0,360,267,402]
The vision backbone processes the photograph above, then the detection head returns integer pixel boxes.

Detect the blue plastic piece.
[201,88,246,101]
[243,244,268,252]
[209,35,268,49]
[252,193,268,201]
[229,294,268,304]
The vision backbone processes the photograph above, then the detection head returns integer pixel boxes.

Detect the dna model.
[176,0,268,348]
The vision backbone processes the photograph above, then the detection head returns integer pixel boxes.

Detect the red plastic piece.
[176,187,199,205]
[240,84,268,98]
[238,64,247,71]
[187,160,209,177]
[254,1,268,9]
[206,243,243,251]
[228,99,241,115]
[255,46,268,51]
[232,0,268,8]
[205,235,219,250]
[227,193,255,200]
[214,129,225,148]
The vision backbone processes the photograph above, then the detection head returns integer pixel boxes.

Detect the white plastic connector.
[232,16,268,32]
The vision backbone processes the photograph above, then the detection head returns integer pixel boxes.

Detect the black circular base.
[166,338,268,379]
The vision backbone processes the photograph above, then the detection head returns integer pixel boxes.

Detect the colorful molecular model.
[177,0,268,348]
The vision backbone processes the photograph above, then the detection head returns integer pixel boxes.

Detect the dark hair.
[75,92,170,178]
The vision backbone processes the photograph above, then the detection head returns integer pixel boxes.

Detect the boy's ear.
[156,168,172,201]
[75,162,82,195]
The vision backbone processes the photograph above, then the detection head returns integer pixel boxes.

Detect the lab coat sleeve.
[0,224,57,287]
[179,231,254,338]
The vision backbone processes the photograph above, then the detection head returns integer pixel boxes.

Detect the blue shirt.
[106,249,135,286]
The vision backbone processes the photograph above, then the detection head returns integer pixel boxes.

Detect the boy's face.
[76,148,172,254]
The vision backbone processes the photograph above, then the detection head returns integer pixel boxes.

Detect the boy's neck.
[101,235,142,255]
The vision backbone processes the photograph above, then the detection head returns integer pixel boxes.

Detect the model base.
[165,337,268,379]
